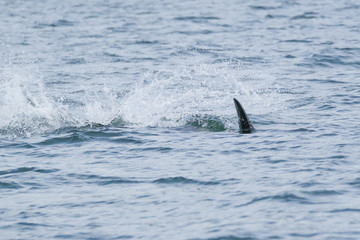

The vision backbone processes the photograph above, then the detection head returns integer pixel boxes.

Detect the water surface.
[1,0,360,239]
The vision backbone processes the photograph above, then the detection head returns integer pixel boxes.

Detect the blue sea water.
[1,0,360,239]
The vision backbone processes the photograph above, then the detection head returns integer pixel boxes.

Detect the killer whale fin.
[233,98,254,134]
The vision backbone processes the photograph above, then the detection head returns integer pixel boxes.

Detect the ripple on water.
[290,12,318,20]
[236,193,309,208]
[36,134,89,146]
[33,19,75,29]
[67,173,142,185]
[153,176,221,185]
[0,167,59,189]
[329,208,360,213]
[66,174,221,186]
[194,235,259,240]
[173,16,220,23]
[0,181,22,189]
[302,190,342,196]
[0,167,59,176]
[348,178,360,188]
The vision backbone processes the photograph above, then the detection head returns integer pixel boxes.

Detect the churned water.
[1,0,360,239]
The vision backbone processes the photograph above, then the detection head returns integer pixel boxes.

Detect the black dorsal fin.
[233,98,254,134]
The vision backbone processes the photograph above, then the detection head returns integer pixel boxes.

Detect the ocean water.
[1,0,360,239]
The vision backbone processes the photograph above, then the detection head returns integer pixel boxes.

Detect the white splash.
[120,62,285,129]
[0,61,288,137]
[0,66,70,137]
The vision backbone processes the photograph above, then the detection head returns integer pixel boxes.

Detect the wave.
[153,176,220,185]
[330,208,360,213]
[67,174,220,186]
[33,19,74,29]
[67,173,141,185]
[236,193,309,207]
[204,236,258,240]
[0,181,22,189]
[0,167,58,176]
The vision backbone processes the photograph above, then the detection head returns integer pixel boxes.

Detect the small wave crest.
[153,176,220,185]
[0,167,58,189]
[202,236,258,240]
[66,174,219,186]
[0,167,58,176]
[0,181,22,189]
